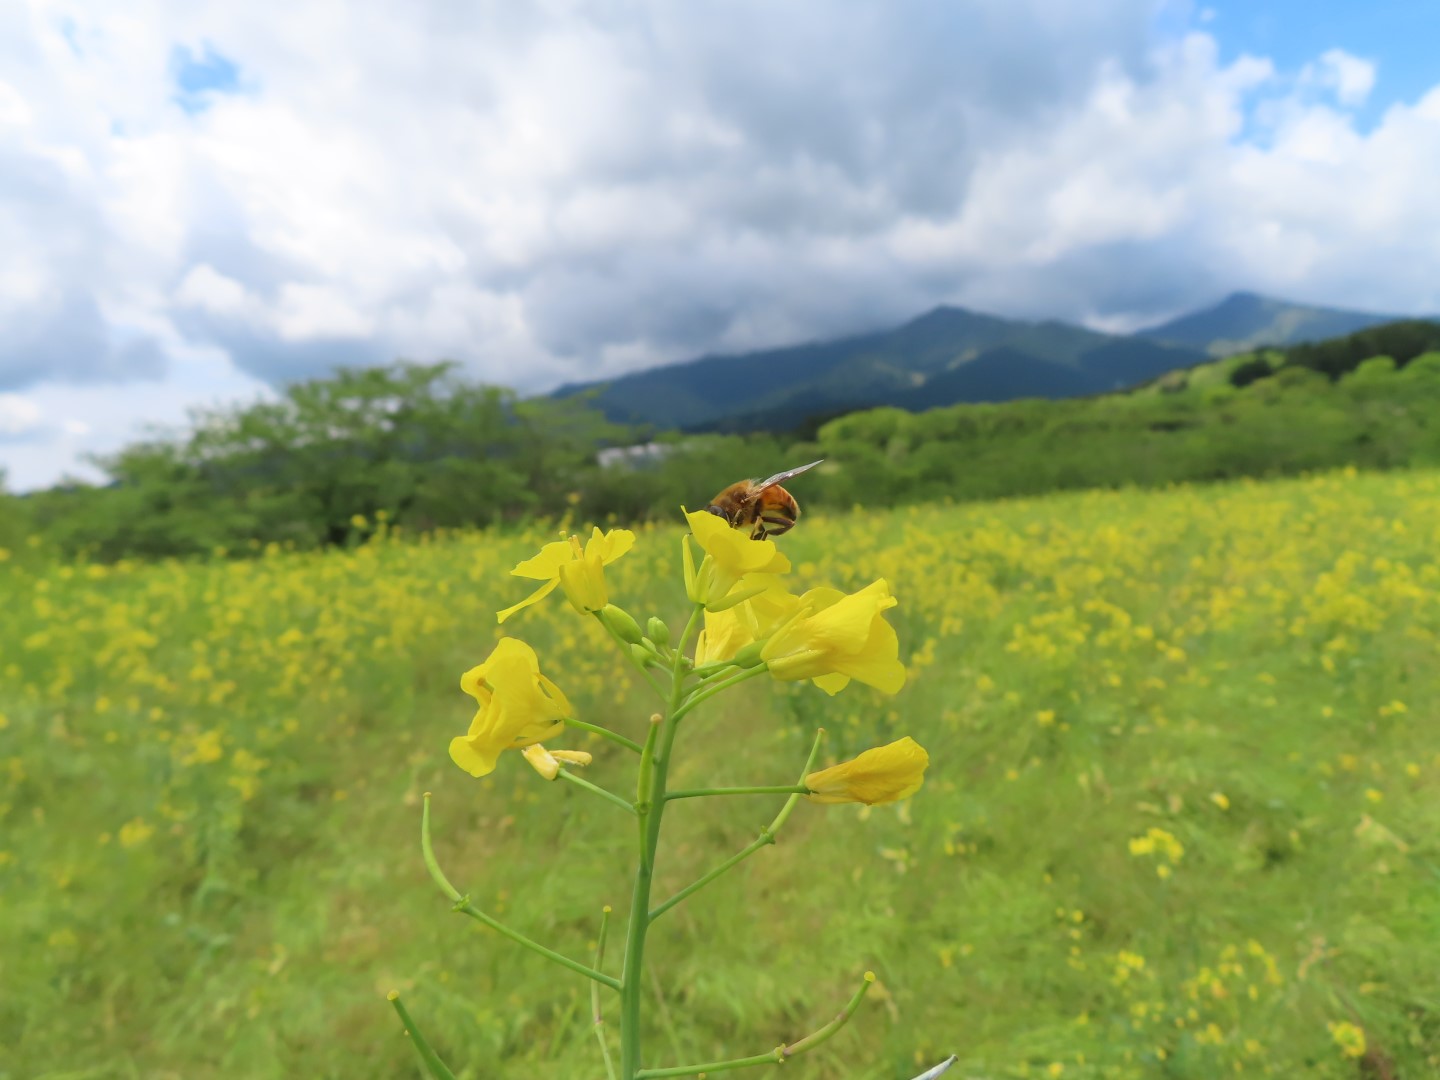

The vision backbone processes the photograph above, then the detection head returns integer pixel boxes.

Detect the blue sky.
[171,43,242,113]
[1205,0,1438,127]
[1,0,1439,490]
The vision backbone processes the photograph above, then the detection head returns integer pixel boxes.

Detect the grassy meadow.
[3,468,1439,1078]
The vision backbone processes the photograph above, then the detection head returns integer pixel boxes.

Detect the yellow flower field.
[3,467,1438,1077]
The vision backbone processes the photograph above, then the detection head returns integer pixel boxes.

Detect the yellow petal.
[685,509,792,575]
[557,556,608,612]
[551,749,593,767]
[449,735,499,778]
[510,539,575,580]
[592,528,636,565]
[811,672,851,696]
[805,737,929,805]
[522,744,560,780]
[801,580,896,654]
[536,673,574,718]
[696,606,758,665]
[830,619,906,695]
[496,576,561,624]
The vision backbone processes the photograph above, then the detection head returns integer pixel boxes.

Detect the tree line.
[3,321,1438,562]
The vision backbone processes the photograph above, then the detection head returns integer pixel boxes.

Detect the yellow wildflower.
[694,574,796,665]
[695,605,756,666]
[449,639,573,778]
[497,527,635,623]
[805,737,929,805]
[118,819,154,849]
[1327,1020,1366,1059]
[521,745,595,781]
[761,579,906,695]
[683,509,790,610]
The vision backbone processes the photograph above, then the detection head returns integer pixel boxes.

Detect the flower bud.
[646,616,672,647]
[629,643,657,668]
[732,640,768,668]
[805,737,929,805]
[600,604,644,645]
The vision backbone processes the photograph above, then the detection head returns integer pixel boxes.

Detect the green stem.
[635,972,876,1077]
[421,794,620,991]
[670,665,767,723]
[387,991,459,1080]
[618,602,703,1079]
[592,907,618,1080]
[649,836,767,922]
[558,768,639,814]
[565,716,644,754]
[665,785,809,801]
[689,659,738,679]
[649,728,825,923]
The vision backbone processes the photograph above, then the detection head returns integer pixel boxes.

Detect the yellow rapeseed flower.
[694,573,796,665]
[805,737,929,804]
[1327,1020,1366,1059]
[450,639,573,778]
[761,579,906,695]
[521,745,595,781]
[683,509,791,610]
[498,527,635,623]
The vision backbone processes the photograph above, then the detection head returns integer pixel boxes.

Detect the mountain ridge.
[1137,291,1401,357]
[554,292,1410,432]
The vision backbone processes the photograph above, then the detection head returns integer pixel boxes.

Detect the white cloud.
[274,284,376,342]
[0,1,1438,489]
[0,393,42,436]
[175,263,249,315]
[1307,48,1377,109]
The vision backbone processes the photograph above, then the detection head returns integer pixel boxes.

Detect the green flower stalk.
[396,508,932,1078]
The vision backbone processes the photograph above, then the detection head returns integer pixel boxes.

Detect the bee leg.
[759,515,794,537]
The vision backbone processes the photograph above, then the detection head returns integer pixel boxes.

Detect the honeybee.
[704,460,824,540]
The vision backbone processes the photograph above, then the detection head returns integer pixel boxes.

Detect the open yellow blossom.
[497,527,635,623]
[450,639,573,778]
[521,745,595,781]
[761,579,906,695]
[683,509,791,609]
[806,737,929,804]
[695,605,756,666]
[694,574,797,665]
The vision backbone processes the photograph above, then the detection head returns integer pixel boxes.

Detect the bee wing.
[754,459,824,490]
[907,1057,958,1080]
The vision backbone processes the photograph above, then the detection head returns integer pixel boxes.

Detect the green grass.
[3,468,1438,1078]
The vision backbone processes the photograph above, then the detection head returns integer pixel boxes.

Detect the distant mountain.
[554,306,1205,432]
[1137,291,1401,357]
[554,292,1413,433]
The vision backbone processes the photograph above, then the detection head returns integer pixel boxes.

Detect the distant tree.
[1286,320,1440,379]
[30,362,629,559]
[1229,357,1273,389]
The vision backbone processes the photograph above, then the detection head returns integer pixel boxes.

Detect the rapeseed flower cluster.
[412,505,932,1077]
[480,512,918,794]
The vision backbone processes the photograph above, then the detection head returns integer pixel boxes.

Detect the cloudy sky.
[2,0,1438,489]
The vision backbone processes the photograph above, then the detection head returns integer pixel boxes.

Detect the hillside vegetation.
[4,319,1439,564]
[4,469,1437,1077]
